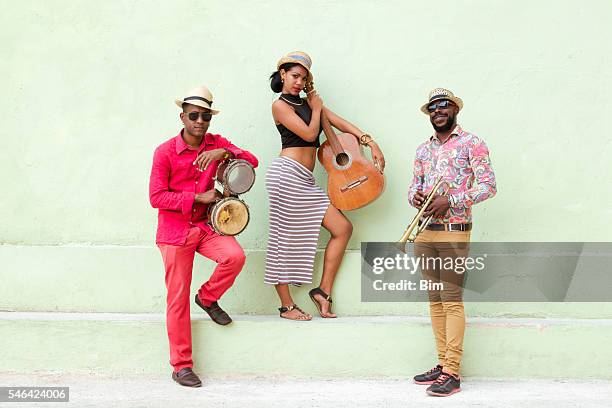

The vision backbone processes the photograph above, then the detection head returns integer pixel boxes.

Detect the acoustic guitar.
[306,81,385,210]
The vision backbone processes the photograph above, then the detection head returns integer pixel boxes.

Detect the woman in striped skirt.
[265,51,386,320]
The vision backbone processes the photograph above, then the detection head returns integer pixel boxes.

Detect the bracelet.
[359,133,374,146]
[222,147,231,160]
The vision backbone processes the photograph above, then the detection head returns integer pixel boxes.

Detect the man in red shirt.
[149,86,258,387]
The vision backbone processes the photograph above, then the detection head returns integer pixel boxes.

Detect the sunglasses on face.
[427,100,454,113]
[186,111,212,122]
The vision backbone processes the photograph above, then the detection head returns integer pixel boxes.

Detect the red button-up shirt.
[149,130,259,245]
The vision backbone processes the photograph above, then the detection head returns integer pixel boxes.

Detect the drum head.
[210,198,250,236]
[222,160,255,195]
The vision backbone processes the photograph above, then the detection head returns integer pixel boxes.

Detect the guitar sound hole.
[335,153,349,166]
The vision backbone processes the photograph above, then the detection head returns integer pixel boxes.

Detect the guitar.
[306,80,385,210]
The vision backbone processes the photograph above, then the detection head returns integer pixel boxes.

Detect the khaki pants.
[414,229,471,375]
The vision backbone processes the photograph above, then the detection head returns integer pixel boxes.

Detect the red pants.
[157,226,246,372]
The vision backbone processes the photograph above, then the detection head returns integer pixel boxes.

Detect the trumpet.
[398,175,448,248]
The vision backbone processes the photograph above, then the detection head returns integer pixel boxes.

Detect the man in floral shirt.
[409,88,496,397]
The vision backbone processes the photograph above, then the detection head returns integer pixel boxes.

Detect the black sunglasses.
[186,111,212,122]
[427,100,454,112]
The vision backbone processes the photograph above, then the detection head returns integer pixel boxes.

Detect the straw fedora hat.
[175,85,220,115]
[276,51,313,82]
[420,88,463,115]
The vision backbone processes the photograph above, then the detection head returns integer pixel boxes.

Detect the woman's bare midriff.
[280,146,317,172]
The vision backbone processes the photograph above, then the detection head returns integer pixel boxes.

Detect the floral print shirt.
[408,125,496,224]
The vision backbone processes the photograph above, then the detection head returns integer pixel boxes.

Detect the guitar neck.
[320,108,345,155]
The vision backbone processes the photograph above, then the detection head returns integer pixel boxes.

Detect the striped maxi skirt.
[264,156,330,285]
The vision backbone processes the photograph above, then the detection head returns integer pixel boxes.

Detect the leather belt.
[424,223,472,232]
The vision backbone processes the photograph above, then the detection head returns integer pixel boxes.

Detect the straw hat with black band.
[175,85,220,115]
[420,88,463,115]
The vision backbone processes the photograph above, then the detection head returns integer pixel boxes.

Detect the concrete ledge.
[2,312,611,379]
[5,312,612,326]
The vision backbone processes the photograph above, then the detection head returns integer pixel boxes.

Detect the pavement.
[0,372,610,408]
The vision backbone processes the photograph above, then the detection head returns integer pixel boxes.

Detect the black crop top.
[276,93,322,148]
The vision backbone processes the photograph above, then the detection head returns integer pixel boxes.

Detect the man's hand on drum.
[193,148,228,172]
[195,189,222,204]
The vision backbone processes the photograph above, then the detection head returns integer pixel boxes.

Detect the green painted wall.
[2,246,611,317]
[2,0,611,249]
[1,1,612,320]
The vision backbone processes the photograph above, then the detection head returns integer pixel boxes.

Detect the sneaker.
[413,364,443,384]
[426,371,461,397]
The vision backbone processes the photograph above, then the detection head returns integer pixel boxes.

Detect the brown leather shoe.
[194,294,232,325]
[172,367,202,388]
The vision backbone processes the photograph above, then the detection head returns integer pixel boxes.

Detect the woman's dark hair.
[269,63,303,93]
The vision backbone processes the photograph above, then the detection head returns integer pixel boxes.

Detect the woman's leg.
[316,205,353,317]
[275,284,312,320]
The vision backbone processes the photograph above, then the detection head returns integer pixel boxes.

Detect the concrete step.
[2,245,611,318]
[2,312,611,379]
[1,372,610,408]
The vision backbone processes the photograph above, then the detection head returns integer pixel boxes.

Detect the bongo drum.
[216,159,256,195]
[208,197,250,236]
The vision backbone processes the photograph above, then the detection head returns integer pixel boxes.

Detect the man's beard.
[431,113,456,133]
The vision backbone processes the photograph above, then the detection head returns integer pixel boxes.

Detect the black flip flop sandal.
[308,287,334,318]
[278,304,311,321]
